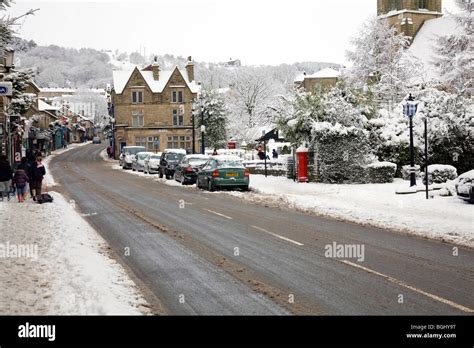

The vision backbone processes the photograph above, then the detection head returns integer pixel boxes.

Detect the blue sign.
[0,82,13,96]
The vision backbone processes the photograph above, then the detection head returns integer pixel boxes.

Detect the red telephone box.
[296,147,309,183]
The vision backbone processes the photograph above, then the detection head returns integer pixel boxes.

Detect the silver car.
[144,153,162,174]
[132,152,154,172]
[456,170,474,203]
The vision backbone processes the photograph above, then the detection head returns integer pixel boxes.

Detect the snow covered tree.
[227,67,280,143]
[271,87,324,146]
[197,90,229,149]
[1,2,37,115]
[433,1,473,93]
[346,17,412,103]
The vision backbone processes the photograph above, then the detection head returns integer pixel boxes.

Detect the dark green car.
[196,156,249,191]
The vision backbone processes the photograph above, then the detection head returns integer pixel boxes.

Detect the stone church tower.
[377,0,443,40]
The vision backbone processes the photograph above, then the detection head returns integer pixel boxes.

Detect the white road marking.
[204,209,233,220]
[81,212,98,217]
[251,225,304,246]
[339,259,474,313]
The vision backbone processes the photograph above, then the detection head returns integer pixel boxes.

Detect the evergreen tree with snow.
[433,0,473,93]
[197,90,229,149]
[346,17,412,104]
[1,2,37,115]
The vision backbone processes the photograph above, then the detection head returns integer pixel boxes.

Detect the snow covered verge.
[0,145,151,315]
[105,151,473,248]
[237,175,473,248]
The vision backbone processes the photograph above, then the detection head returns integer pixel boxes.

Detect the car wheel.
[208,179,215,192]
[241,186,249,192]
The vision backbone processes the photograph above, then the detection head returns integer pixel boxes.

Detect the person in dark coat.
[272,149,278,159]
[0,155,13,201]
[12,167,29,202]
[30,154,46,201]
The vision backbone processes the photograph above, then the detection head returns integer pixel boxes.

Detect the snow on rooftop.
[408,15,459,82]
[307,68,341,79]
[294,68,341,82]
[113,67,199,94]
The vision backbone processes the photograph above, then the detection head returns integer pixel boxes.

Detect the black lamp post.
[200,110,205,155]
[403,94,418,187]
[191,101,196,154]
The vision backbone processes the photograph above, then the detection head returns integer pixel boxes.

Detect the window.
[132,91,143,104]
[419,0,428,9]
[167,135,179,148]
[172,110,184,126]
[135,136,146,147]
[132,112,144,127]
[171,90,184,103]
[147,136,159,151]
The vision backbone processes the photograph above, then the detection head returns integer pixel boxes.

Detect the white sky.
[8,0,460,66]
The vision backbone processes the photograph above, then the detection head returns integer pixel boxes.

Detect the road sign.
[0,82,13,96]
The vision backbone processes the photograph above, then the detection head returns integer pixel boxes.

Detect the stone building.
[294,68,341,93]
[377,0,443,40]
[111,57,199,155]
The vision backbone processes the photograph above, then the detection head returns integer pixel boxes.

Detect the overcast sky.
[9,0,459,66]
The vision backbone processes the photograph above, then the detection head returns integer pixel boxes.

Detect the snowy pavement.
[107,152,472,248]
[0,143,150,315]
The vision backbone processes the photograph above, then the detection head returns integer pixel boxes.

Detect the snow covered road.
[47,144,474,315]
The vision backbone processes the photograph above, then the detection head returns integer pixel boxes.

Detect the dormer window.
[172,90,184,103]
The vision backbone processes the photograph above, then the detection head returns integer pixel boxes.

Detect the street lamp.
[191,101,196,154]
[200,110,205,155]
[4,48,15,70]
[403,93,418,187]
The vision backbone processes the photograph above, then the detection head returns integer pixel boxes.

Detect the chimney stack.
[152,56,160,81]
[185,56,194,82]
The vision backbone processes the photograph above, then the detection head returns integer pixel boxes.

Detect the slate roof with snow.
[112,67,199,94]
[294,68,341,82]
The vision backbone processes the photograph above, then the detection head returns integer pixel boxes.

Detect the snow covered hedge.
[313,122,370,184]
[366,162,397,183]
[422,164,458,185]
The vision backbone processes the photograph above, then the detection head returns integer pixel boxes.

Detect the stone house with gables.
[111,57,199,155]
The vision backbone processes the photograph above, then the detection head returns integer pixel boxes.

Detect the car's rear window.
[216,160,244,168]
[166,153,184,161]
[189,158,208,166]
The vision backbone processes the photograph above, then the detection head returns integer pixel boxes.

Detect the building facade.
[294,68,341,93]
[111,57,199,155]
[377,0,442,39]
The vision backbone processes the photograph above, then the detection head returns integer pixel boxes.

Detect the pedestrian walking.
[30,154,46,201]
[0,155,13,201]
[12,167,29,203]
[272,149,279,159]
[17,157,32,199]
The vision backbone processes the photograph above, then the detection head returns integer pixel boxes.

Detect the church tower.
[377,0,443,40]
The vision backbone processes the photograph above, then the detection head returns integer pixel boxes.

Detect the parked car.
[197,155,249,191]
[455,170,474,203]
[144,153,162,174]
[120,146,146,169]
[92,136,101,144]
[173,154,211,185]
[159,149,187,179]
[132,152,154,172]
